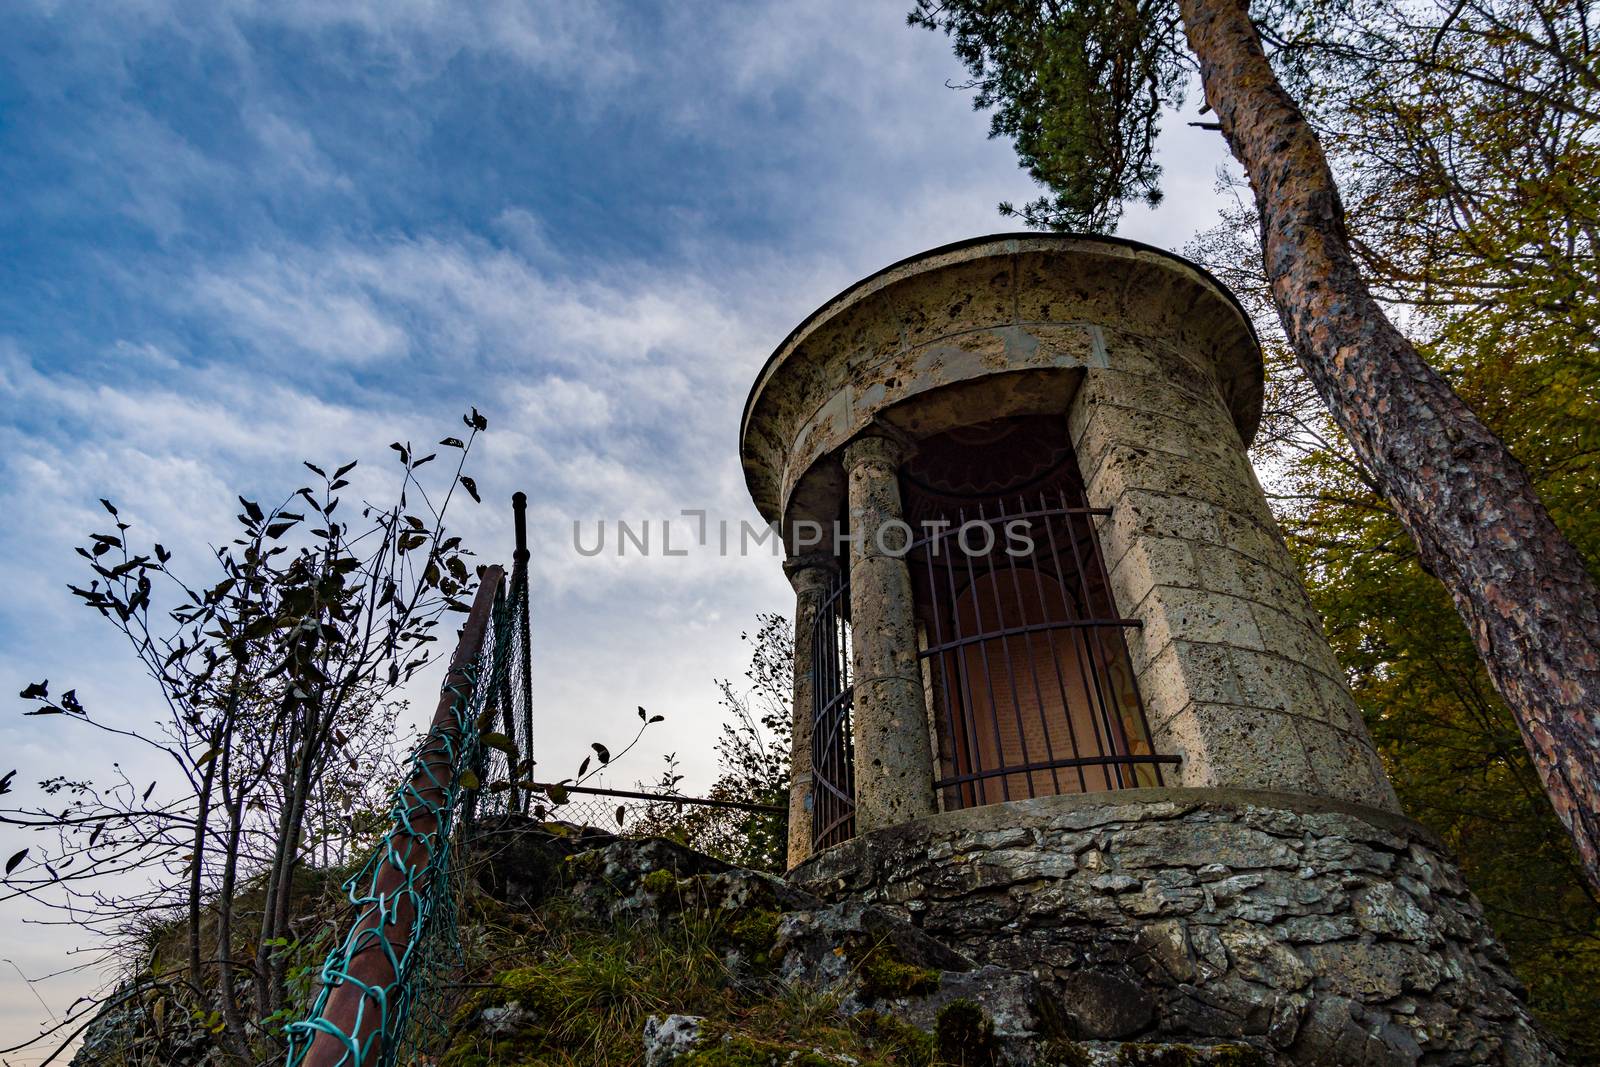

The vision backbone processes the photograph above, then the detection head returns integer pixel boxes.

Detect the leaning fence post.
[288,565,504,1067]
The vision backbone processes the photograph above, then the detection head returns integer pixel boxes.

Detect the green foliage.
[851,1010,938,1064]
[1154,1,1600,1060]
[440,882,945,1067]
[909,0,1188,232]
[633,614,793,872]
[676,1028,839,1067]
[1037,1038,1093,1067]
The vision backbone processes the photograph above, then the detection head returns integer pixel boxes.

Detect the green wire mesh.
[283,566,532,1067]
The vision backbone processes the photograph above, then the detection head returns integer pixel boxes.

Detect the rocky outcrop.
[791,788,1561,1066]
[461,827,1275,1066]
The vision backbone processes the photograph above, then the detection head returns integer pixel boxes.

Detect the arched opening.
[902,415,1170,811]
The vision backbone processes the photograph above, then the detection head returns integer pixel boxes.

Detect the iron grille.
[909,490,1177,810]
[810,569,855,849]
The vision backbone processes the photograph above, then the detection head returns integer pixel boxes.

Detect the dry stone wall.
[792,789,1561,1067]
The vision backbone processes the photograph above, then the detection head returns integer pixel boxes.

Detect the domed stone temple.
[740,235,1562,1065]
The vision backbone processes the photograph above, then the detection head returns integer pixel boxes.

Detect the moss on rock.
[849,940,941,1001]
[643,867,680,895]
[726,908,783,964]
[933,999,996,1067]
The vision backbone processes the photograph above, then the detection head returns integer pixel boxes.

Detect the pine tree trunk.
[1176,0,1600,891]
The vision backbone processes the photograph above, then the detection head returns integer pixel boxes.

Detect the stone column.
[841,434,936,831]
[783,553,835,869]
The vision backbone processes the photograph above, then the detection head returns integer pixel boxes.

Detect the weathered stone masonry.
[740,234,1564,1065]
[794,790,1557,1066]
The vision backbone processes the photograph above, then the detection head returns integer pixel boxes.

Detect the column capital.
[783,552,838,593]
[841,428,915,472]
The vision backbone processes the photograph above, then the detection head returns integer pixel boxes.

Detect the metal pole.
[511,492,534,813]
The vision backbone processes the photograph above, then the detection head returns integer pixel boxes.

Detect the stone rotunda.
[739,235,1561,1065]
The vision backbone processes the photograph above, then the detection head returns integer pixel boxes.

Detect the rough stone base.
[790,788,1562,1067]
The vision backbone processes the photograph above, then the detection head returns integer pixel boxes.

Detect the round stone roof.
[740,233,1263,526]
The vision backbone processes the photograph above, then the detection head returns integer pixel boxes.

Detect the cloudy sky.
[0,2,1236,1057]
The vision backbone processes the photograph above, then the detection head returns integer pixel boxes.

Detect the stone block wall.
[1069,335,1398,811]
[792,790,1561,1066]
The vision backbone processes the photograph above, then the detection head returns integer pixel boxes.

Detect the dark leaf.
[389,442,410,464]
[616,805,627,827]
[143,781,157,802]
[547,783,568,805]
[239,497,264,523]
[0,770,13,795]
[60,690,83,714]
[638,705,647,721]
[459,476,481,504]
[440,437,465,449]
[265,522,296,539]
[412,453,436,468]
[480,732,516,754]
[591,742,611,765]
[304,462,327,477]
[334,461,357,478]
[459,770,480,791]
[578,756,591,778]
[100,499,118,517]
[5,848,26,876]
[20,681,48,700]
[649,715,665,723]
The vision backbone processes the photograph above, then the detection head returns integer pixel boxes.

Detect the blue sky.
[0,2,1234,1055]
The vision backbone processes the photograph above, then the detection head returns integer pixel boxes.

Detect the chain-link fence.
[283,494,782,1065]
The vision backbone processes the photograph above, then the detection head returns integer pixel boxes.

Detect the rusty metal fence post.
[284,567,503,1067]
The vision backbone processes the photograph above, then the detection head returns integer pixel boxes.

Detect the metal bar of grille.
[810,570,855,849]
[909,489,1178,807]
[1057,488,1129,789]
[525,781,782,814]
[938,753,1182,786]
[958,503,1012,803]
[919,617,1145,655]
